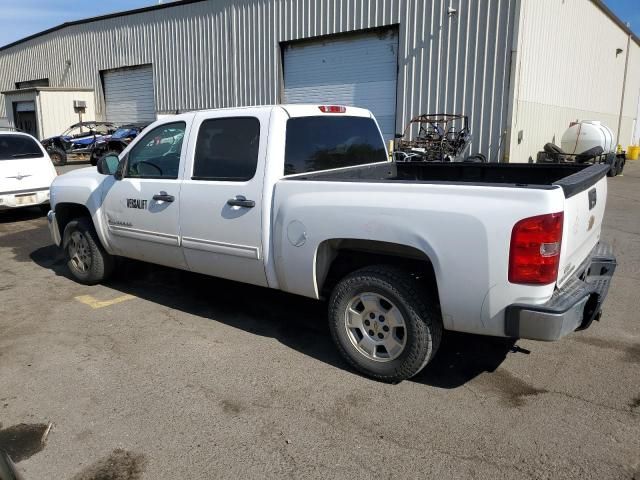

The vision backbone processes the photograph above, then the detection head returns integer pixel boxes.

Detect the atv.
[89,123,149,166]
[41,121,117,166]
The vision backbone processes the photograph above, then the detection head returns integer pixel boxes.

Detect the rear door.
[101,120,188,269]
[179,109,269,287]
[557,173,608,286]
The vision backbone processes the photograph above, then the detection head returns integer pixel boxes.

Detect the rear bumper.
[47,210,62,247]
[505,242,616,341]
[0,188,50,210]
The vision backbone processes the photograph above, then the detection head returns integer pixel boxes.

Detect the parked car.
[89,123,149,166]
[41,121,117,166]
[0,130,57,212]
[46,105,616,382]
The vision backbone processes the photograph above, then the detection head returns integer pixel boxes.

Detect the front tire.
[328,265,442,383]
[62,217,114,285]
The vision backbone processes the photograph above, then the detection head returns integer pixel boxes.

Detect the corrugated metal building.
[0,0,638,163]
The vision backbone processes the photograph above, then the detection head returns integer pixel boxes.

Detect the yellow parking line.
[74,294,136,309]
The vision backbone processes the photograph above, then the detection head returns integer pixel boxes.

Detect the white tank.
[560,121,615,155]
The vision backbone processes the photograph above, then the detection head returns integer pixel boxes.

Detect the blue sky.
[0,0,638,48]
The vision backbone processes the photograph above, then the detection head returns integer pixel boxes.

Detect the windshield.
[0,135,43,160]
[112,128,135,139]
[284,116,387,175]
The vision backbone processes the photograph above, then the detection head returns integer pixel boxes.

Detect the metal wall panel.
[103,66,156,123]
[507,0,640,162]
[0,0,517,159]
[283,29,398,139]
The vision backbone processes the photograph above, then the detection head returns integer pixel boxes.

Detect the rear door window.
[192,117,260,181]
[0,135,42,160]
[284,116,387,175]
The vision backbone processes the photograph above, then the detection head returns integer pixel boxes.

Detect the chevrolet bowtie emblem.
[7,174,31,181]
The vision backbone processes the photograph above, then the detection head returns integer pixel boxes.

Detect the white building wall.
[0,0,517,160]
[38,89,96,139]
[507,0,640,162]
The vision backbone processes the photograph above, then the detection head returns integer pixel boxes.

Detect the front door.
[179,110,269,287]
[101,120,188,269]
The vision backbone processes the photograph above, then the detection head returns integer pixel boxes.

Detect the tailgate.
[0,157,53,193]
[555,164,609,287]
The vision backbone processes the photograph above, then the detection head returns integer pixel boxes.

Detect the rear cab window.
[0,135,43,160]
[284,116,387,176]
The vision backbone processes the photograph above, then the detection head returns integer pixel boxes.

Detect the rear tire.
[48,147,67,166]
[62,217,114,285]
[328,265,442,383]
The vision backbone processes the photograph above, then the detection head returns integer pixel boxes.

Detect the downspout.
[616,32,631,146]
[503,0,524,162]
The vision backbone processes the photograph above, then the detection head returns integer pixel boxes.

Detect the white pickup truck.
[47,105,616,382]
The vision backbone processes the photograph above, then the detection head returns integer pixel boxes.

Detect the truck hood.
[55,166,101,181]
[50,166,110,209]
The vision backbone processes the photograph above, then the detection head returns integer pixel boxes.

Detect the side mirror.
[97,154,120,176]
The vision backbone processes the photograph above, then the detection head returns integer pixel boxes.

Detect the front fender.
[50,168,113,253]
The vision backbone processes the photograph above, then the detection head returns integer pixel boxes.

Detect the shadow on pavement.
[0,206,47,224]
[27,240,522,388]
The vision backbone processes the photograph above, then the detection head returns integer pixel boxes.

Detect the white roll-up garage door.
[103,66,156,124]
[283,30,398,140]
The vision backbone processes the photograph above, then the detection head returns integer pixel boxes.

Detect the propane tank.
[560,121,615,155]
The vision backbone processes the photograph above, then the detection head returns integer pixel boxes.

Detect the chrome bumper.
[505,242,616,341]
[47,210,62,247]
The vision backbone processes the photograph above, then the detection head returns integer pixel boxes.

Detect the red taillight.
[509,212,564,285]
[318,105,346,113]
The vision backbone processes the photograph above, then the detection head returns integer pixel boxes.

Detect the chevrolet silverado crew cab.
[47,105,616,382]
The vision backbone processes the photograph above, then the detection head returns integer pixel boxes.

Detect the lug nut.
[377,333,384,339]
[368,330,374,336]
[383,325,390,332]
[369,313,375,319]
[379,315,385,322]
[364,320,370,326]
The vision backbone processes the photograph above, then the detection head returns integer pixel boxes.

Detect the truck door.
[101,120,188,269]
[179,110,269,287]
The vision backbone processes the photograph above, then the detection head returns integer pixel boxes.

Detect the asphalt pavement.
[0,161,638,479]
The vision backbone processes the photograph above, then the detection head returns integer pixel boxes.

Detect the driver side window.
[126,121,186,179]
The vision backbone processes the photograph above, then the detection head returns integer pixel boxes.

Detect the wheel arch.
[55,203,92,235]
[315,239,441,308]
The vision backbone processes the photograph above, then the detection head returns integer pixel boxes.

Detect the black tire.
[617,157,625,175]
[328,265,442,383]
[48,147,67,166]
[62,217,114,285]
[39,203,50,215]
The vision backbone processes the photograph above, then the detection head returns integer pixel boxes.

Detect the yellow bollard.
[628,145,640,161]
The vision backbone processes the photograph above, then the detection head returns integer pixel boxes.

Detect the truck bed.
[288,162,610,198]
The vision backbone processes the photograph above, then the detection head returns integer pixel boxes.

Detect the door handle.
[152,192,175,202]
[227,195,255,208]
